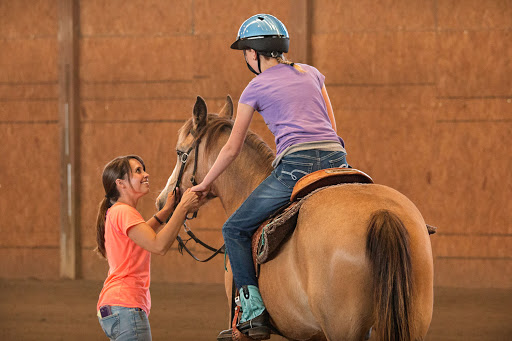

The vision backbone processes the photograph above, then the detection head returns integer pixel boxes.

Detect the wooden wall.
[0,1,60,279]
[0,0,510,288]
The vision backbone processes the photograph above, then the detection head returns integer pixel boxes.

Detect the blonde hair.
[276,55,306,73]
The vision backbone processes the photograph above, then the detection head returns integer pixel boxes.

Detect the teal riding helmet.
[230,14,289,55]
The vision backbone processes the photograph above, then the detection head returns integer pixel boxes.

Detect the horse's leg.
[259,235,328,341]
[223,258,234,327]
[259,187,377,341]
[306,252,372,341]
[293,194,373,341]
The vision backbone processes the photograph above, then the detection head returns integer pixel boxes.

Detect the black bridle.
[173,130,225,262]
[174,135,200,220]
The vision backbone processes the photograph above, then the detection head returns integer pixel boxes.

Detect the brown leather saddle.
[291,167,373,201]
[251,168,374,268]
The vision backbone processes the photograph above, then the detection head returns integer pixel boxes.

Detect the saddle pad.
[252,201,302,266]
[252,185,333,266]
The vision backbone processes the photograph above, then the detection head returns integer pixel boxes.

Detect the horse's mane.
[179,114,275,174]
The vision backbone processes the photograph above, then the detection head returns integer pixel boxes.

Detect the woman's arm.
[146,189,179,233]
[191,102,254,195]
[322,84,337,132]
[127,189,202,255]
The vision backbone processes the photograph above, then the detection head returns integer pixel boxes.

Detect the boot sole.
[217,336,233,341]
[217,328,270,341]
[246,326,271,340]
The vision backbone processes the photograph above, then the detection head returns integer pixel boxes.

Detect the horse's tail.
[366,210,413,341]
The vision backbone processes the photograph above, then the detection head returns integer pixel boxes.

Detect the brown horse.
[157,96,434,341]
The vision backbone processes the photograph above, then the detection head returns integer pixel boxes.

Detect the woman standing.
[191,14,349,340]
[95,155,203,340]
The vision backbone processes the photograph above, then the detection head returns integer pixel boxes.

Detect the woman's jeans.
[98,306,151,341]
[222,150,348,289]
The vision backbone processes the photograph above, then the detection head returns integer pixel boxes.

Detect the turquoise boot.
[216,285,271,341]
[239,285,266,322]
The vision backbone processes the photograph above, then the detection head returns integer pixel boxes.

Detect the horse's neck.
[214,146,272,216]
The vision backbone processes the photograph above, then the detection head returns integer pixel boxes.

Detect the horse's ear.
[193,96,207,131]
[218,95,234,120]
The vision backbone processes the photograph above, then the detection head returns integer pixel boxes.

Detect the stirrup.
[217,306,271,341]
[236,307,271,340]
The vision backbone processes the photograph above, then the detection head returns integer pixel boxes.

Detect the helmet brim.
[230,36,289,53]
[230,39,243,50]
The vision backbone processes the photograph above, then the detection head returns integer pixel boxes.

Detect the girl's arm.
[322,84,337,132]
[191,102,255,195]
[127,189,202,255]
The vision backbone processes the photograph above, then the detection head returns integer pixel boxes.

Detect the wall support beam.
[58,0,80,279]
[288,0,312,64]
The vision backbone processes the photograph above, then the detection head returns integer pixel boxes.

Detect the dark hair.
[94,155,145,258]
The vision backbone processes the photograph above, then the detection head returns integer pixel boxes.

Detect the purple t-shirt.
[239,63,344,157]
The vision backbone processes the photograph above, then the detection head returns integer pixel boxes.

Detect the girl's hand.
[178,188,204,213]
[190,182,210,198]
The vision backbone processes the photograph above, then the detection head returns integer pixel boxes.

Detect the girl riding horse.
[190,14,348,340]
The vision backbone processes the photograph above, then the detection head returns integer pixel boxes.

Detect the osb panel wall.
[1,0,511,288]
[431,1,512,288]
[0,1,60,279]
[313,0,512,288]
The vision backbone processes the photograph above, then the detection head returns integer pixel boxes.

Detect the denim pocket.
[276,159,313,189]
[98,313,120,340]
[328,153,348,168]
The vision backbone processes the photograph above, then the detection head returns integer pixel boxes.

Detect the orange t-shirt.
[97,203,151,315]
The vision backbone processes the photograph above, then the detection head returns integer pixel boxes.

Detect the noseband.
[173,129,225,262]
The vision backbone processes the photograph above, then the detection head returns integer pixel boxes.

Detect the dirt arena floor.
[0,279,510,341]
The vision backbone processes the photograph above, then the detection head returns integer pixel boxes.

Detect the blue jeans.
[223,150,348,289]
[98,306,151,341]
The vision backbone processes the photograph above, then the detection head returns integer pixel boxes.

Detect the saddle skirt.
[251,168,374,267]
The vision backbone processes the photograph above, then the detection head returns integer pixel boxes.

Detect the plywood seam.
[436,256,512,260]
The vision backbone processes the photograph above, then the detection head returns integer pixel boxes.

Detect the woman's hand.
[163,188,180,212]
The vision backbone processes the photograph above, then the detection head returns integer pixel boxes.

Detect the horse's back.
[299,184,432,256]
[259,184,433,341]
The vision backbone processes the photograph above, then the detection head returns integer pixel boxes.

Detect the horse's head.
[156,95,234,210]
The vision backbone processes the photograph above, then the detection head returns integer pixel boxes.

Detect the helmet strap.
[244,50,261,75]
[256,52,262,74]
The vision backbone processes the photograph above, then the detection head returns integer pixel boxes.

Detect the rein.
[173,129,225,262]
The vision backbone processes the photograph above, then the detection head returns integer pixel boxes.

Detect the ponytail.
[95,197,113,258]
[276,55,306,73]
[94,154,144,259]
